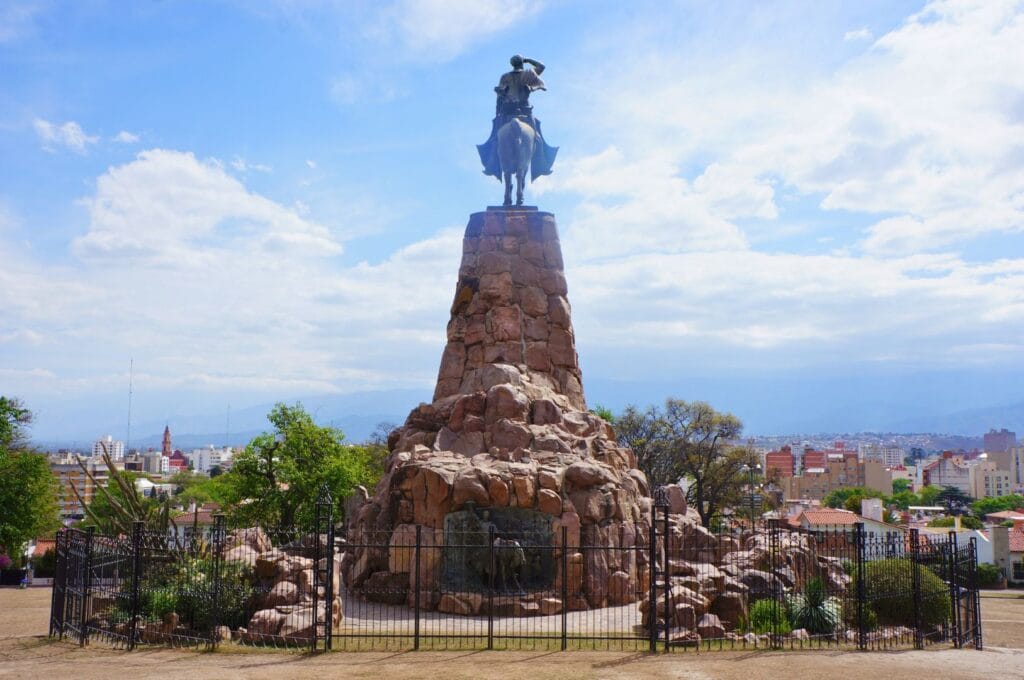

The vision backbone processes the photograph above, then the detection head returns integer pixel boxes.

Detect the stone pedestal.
[346,208,653,610]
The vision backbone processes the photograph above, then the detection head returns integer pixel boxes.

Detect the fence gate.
[949,534,982,650]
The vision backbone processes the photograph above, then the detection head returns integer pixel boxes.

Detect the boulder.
[697,613,726,640]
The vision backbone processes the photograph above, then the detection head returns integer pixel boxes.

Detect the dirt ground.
[2,588,1022,680]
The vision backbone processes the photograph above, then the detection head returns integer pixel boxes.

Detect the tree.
[0,398,60,561]
[614,399,748,527]
[918,485,941,505]
[613,405,669,487]
[225,403,383,529]
[936,486,973,515]
[971,493,1024,519]
[589,404,615,423]
[892,478,912,494]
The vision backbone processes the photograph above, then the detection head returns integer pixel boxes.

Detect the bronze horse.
[497,117,537,207]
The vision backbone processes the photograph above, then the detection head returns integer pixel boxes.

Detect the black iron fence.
[49,503,981,653]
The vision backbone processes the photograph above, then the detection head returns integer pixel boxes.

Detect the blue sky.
[2,1,1023,440]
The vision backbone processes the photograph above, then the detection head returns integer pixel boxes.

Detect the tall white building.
[860,443,905,468]
[190,446,233,475]
[92,435,125,460]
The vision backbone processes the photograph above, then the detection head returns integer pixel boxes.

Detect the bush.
[976,563,1003,588]
[31,548,56,577]
[749,598,791,635]
[865,559,950,629]
[788,577,842,635]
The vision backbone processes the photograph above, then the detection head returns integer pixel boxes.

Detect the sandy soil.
[2,587,1022,680]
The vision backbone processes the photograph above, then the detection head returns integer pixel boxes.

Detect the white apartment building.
[860,443,905,468]
[190,446,233,475]
[92,435,125,460]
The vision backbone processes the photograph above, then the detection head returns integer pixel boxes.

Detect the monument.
[345,56,654,614]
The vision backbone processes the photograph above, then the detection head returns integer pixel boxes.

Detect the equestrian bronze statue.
[477,55,558,206]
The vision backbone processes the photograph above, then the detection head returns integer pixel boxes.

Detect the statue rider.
[477,55,558,181]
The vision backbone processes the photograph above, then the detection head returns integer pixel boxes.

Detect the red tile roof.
[1009,529,1024,553]
[799,509,860,526]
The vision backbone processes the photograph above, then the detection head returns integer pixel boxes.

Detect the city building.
[91,435,124,460]
[989,446,1024,492]
[969,461,1012,499]
[190,446,234,475]
[860,443,905,468]
[764,445,795,479]
[921,452,971,495]
[49,454,109,520]
[984,428,1017,454]
[167,450,188,473]
[779,457,891,501]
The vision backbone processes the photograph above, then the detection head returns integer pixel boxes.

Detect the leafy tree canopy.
[0,397,60,559]
[223,403,383,528]
[613,399,750,527]
[971,493,1024,518]
[927,515,983,530]
[892,478,912,494]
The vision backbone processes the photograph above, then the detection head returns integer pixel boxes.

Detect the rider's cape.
[477,117,559,182]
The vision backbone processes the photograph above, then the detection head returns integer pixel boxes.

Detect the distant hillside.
[888,401,1024,436]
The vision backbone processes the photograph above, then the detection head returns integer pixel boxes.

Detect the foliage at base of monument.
[787,577,842,635]
[612,399,753,526]
[222,402,383,529]
[109,557,256,630]
[866,559,950,628]
[0,397,60,560]
[747,598,791,635]
[927,515,983,530]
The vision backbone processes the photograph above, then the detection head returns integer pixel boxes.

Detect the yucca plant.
[71,443,180,544]
[787,577,841,635]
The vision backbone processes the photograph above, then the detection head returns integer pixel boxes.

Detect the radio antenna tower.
[126,358,134,452]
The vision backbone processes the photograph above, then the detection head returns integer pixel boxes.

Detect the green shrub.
[865,559,950,629]
[749,598,791,635]
[842,600,879,632]
[788,577,842,635]
[976,563,1003,588]
[31,548,57,577]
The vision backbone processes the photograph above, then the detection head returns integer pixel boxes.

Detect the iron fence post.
[311,499,322,654]
[948,531,961,648]
[210,515,225,649]
[414,525,421,651]
[487,525,495,651]
[561,524,568,651]
[909,528,923,649]
[49,529,65,638]
[769,518,783,649]
[662,505,669,652]
[325,502,335,652]
[648,514,657,653]
[80,526,95,647]
[129,521,144,650]
[970,537,982,650]
[854,522,866,651]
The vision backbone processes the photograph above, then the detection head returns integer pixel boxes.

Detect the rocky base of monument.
[641,514,852,639]
[344,208,653,611]
[226,528,344,643]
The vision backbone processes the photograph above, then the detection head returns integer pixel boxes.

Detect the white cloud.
[113,130,140,143]
[559,0,1024,257]
[329,74,407,105]
[370,0,545,62]
[0,2,44,43]
[72,149,338,263]
[0,149,464,398]
[844,27,873,41]
[33,118,99,154]
[305,159,317,169]
[230,157,272,173]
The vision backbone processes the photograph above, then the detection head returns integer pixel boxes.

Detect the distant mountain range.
[29,383,1021,452]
